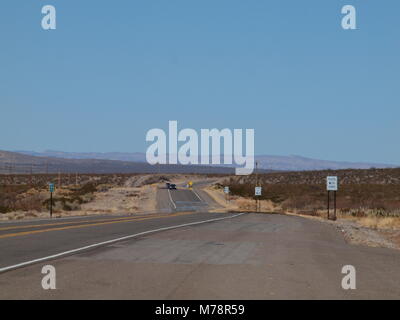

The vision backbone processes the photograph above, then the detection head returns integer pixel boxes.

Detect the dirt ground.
[80,184,157,214]
[0,174,213,221]
[0,184,158,221]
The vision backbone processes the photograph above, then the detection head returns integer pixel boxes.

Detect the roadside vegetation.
[0,173,166,215]
[216,168,400,230]
[0,182,99,214]
[223,182,400,217]
[0,173,194,220]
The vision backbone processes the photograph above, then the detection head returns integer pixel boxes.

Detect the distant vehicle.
[169,183,177,190]
[165,183,170,189]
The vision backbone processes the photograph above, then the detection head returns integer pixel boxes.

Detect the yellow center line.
[0,214,171,232]
[0,211,194,239]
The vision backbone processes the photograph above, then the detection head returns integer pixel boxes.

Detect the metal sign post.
[327,190,330,219]
[255,186,262,212]
[254,161,261,212]
[49,183,54,218]
[326,176,338,221]
[334,189,337,220]
[224,186,230,203]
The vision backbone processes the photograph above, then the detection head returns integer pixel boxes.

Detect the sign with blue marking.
[327,176,338,191]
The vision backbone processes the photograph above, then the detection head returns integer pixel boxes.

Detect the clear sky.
[1,1,399,164]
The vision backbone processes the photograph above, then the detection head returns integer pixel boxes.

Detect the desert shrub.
[96,184,111,192]
[0,205,11,214]
[74,183,97,196]
[0,184,40,213]
[224,180,400,215]
[62,202,73,211]
[351,210,367,218]
[236,199,256,211]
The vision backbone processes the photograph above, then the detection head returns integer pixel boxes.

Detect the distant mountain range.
[253,155,396,171]
[13,150,397,171]
[0,151,236,174]
[15,150,147,162]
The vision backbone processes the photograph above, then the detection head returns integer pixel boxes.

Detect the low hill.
[0,151,236,174]
[16,150,396,171]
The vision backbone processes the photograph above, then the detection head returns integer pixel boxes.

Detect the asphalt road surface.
[0,184,400,299]
[156,181,219,212]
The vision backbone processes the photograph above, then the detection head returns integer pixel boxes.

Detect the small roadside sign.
[224,186,229,194]
[49,183,55,193]
[255,186,262,196]
[326,176,338,191]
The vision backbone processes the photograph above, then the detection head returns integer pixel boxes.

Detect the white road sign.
[255,186,262,196]
[327,176,338,191]
[224,186,230,194]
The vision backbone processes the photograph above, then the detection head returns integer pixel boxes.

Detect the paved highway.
[0,183,219,271]
[0,183,400,299]
[156,181,219,212]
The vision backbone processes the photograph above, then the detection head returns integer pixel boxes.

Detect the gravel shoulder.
[283,213,400,251]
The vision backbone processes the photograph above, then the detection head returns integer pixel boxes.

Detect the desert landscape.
[1,167,400,251]
[0,173,212,220]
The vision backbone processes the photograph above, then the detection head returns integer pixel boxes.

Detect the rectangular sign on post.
[224,186,229,194]
[255,186,262,196]
[326,176,338,191]
[49,183,55,193]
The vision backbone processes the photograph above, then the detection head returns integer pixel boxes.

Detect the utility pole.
[30,163,33,186]
[49,183,54,218]
[6,163,10,185]
[255,161,258,212]
[58,171,61,189]
[10,161,14,185]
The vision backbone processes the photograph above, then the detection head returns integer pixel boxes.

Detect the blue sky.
[1,1,399,164]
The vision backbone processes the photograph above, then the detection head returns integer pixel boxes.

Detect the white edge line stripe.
[167,189,177,209]
[191,188,203,202]
[0,212,246,274]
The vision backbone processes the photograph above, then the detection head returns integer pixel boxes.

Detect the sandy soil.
[0,174,210,221]
[203,185,279,213]
[80,184,157,214]
[0,184,158,221]
[329,219,400,249]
